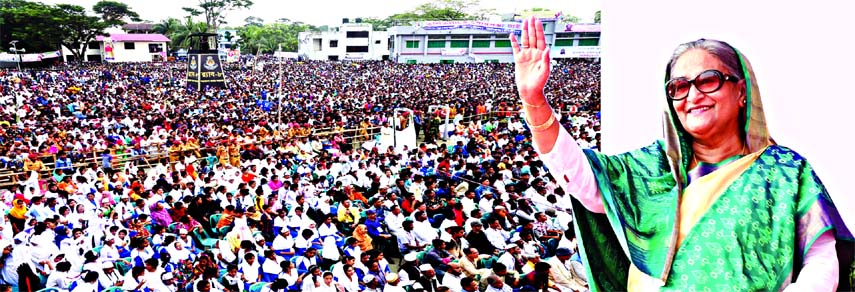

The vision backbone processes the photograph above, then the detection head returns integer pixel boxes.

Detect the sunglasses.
[665,69,740,100]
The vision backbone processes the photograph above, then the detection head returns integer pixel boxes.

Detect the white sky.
[36,0,601,27]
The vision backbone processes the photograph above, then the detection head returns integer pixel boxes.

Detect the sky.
[37,0,601,27]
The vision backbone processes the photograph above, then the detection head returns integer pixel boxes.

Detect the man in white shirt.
[440,262,464,291]
[385,205,406,237]
[484,218,510,251]
[411,211,437,244]
[98,260,123,289]
[148,272,179,292]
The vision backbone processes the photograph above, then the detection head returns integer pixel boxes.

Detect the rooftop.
[96,34,170,42]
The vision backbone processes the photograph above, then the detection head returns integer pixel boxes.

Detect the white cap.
[363,274,375,282]
[404,252,418,262]
[418,264,433,271]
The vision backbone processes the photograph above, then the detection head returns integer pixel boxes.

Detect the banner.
[0,51,61,63]
[553,46,601,58]
[186,53,227,90]
[103,37,115,61]
[440,48,467,56]
[0,54,19,62]
[563,23,601,32]
[226,49,240,62]
[417,21,523,33]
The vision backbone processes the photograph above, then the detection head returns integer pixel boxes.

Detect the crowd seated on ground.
[0,58,599,292]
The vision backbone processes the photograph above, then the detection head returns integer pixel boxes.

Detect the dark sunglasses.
[665,69,740,100]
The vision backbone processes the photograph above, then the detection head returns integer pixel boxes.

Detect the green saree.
[569,44,855,291]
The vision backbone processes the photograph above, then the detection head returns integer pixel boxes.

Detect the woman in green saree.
[510,16,854,291]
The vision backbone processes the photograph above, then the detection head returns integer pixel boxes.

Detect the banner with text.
[552,46,601,58]
[0,51,62,63]
[417,21,523,33]
[187,53,227,90]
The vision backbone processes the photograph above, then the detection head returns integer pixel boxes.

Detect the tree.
[594,10,601,23]
[244,16,263,27]
[55,4,109,63]
[93,0,141,27]
[0,0,65,52]
[361,17,392,31]
[183,0,254,33]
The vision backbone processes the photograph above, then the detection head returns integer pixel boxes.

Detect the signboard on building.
[553,46,601,58]
[417,21,523,33]
[563,23,601,32]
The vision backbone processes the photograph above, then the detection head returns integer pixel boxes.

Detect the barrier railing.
[0,110,530,188]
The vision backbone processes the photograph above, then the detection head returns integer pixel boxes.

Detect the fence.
[0,110,525,188]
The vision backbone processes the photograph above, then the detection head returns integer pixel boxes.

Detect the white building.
[298,19,390,61]
[388,20,600,64]
[61,33,170,63]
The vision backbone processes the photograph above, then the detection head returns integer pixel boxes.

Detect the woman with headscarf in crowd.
[351,224,373,253]
[149,201,173,227]
[8,199,28,234]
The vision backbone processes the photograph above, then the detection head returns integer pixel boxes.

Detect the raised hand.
[511,16,551,104]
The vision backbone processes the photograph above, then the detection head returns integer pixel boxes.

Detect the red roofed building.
[62,33,170,63]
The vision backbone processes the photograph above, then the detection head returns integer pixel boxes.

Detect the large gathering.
[0,33,601,292]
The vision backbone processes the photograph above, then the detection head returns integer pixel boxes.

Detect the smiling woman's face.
[670,49,746,142]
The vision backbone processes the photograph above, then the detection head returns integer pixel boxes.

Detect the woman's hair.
[668,39,743,80]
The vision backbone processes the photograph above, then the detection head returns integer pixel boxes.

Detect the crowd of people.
[0,57,600,292]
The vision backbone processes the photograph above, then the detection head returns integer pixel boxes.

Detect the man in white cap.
[398,251,421,282]
[362,274,382,292]
[496,243,522,273]
[148,271,178,292]
[384,272,407,292]
[98,260,123,289]
[417,264,440,292]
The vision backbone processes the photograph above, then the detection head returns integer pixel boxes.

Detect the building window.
[449,40,468,48]
[407,59,417,64]
[330,40,338,48]
[148,43,163,53]
[450,35,469,39]
[428,35,446,40]
[578,39,599,46]
[580,32,601,38]
[428,41,446,48]
[346,46,369,53]
[440,59,455,64]
[124,42,135,50]
[88,41,100,50]
[346,31,369,38]
[494,40,512,48]
[472,40,490,48]
[555,39,574,46]
[375,40,381,44]
[405,40,420,49]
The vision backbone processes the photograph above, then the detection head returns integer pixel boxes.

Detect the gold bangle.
[526,113,556,132]
[521,99,548,108]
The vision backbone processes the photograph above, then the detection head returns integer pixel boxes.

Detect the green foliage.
[55,4,110,62]
[244,16,263,27]
[594,10,601,23]
[0,0,65,52]
[183,0,253,33]
[93,0,141,27]
[156,17,208,51]
[236,22,316,53]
